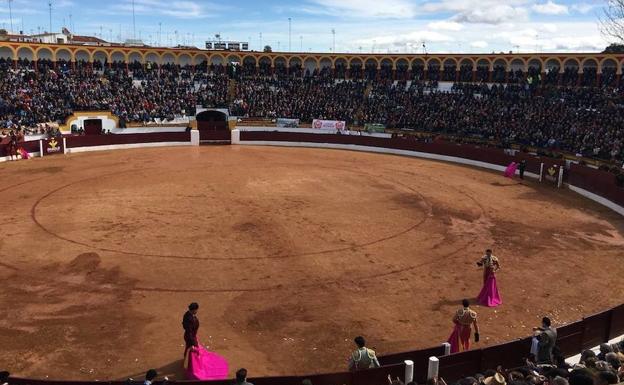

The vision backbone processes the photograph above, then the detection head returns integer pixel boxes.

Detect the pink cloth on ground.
[186,345,229,381]
[504,162,518,178]
[18,148,30,159]
[477,272,503,307]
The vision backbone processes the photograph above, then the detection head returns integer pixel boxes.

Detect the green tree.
[603,43,624,53]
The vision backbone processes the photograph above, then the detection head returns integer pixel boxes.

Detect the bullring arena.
[1,139,624,381]
[3,30,624,385]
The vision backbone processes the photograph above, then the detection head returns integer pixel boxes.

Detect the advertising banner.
[312,119,346,131]
[276,118,300,128]
[365,123,386,133]
[43,137,64,156]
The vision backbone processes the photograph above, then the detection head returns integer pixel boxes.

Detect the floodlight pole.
[288,17,291,52]
[8,0,13,33]
[132,0,136,39]
[48,1,52,32]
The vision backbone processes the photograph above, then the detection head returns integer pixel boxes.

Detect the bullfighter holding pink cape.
[476,249,503,307]
[447,299,480,353]
[182,302,228,380]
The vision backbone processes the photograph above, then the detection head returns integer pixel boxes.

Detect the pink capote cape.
[447,323,472,353]
[477,271,503,307]
[504,162,518,178]
[18,148,30,159]
[184,345,229,381]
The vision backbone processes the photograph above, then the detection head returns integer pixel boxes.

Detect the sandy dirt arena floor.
[1,145,624,380]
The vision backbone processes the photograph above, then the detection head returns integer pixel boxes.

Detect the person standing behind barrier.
[348,336,380,371]
[518,160,527,180]
[144,369,158,385]
[531,317,557,364]
[234,368,254,385]
[0,371,9,385]
[447,299,479,353]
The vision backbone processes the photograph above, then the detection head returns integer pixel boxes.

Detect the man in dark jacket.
[534,317,557,364]
[182,302,200,352]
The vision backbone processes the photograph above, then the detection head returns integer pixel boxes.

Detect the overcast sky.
[0,0,611,53]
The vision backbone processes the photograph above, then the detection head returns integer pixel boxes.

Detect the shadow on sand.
[431,297,479,311]
[120,359,186,381]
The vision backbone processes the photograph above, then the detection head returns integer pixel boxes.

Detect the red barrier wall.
[378,346,445,382]
[66,132,190,148]
[239,131,561,176]
[199,131,231,141]
[0,140,41,157]
[567,164,624,208]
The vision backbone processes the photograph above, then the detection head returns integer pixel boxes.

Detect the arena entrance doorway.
[84,119,103,135]
[196,110,227,131]
[195,109,231,143]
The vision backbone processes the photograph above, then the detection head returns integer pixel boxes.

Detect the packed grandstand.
[0,53,623,164]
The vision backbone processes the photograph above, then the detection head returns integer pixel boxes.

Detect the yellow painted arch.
[332,55,349,66]
[161,52,177,64]
[240,54,257,64]
[544,57,562,68]
[509,57,527,71]
[347,56,363,66]
[0,45,17,59]
[361,56,379,68]
[256,54,273,66]
[526,56,544,69]
[53,47,73,61]
[580,57,599,68]
[208,52,226,64]
[192,52,209,64]
[599,57,618,70]
[90,49,110,62]
[410,57,425,68]
[73,48,91,62]
[143,50,162,63]
[34,46,54,61]
[379,57,393,68]
[288,55,305,65]
[302,56,320,69]
[441,57,458,69]
[109,49,128,62]
[127,51,144,63]
[273,55,289,66]
[177,53,193,65]
[425,57,442,67]
[393,57,409,67]
[492,58,509,70]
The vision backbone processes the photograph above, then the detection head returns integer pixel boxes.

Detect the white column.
[539,163,544,182]
[63,137,67,154]
[39,140,44,157]
[404,360,414,384]
[557,166,564,188]
[442,342,451,356]
[190,129,200,146]
[231,129,241,144]
[427,356,439,380]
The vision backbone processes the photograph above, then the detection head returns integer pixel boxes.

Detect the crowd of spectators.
[0,58,623,162]
[431,339,624,385]
[4,338,622,385]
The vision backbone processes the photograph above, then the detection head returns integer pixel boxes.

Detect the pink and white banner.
[312,119,347,131]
